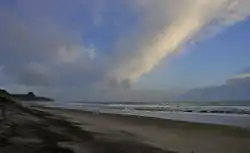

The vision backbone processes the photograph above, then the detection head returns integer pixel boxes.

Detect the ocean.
[27,101,250,128]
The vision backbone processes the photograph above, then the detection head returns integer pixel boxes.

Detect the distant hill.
[12,92,54,101]
[0,89,53,102]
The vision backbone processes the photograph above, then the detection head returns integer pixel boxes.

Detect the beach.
[38,107,250,153]
[1,100,250,153]
[1,101,175,153]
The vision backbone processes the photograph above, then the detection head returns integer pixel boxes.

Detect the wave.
[37,101,250,115]
[26,101,250,128]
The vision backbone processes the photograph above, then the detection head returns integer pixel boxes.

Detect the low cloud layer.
[227,66,250,85]
[0,0,250,100]
[179,67,250,101]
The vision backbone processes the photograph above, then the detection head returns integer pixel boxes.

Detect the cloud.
[0,0,250,100]
[0,66,7,85]
[230,73,250,80]
[0,66,3,73]
[179,66,250,101]
[242,66,250,73]
[0,7,104,98]
[227,68,250,85]
[112,0,250,83]
[18,62,55,86]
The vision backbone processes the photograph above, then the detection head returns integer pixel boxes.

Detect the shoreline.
[1,100,250,153]
[24,100,250,128]
[34,104,250,128]
[36,106,250,153]
[1,101,175,153]
[38,106,250,129]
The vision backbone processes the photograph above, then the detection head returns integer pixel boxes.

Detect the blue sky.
[136,17,250,90]
[0,0,250,101]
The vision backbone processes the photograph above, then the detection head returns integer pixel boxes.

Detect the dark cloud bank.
[178,68,250,101]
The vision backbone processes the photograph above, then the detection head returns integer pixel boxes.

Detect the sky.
[0,0,250,101]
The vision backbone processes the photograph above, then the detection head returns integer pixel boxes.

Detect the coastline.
[98,109,250,128]
[1,99,250,153]
[25,100,250,128]
[0,101,175,153]
[37,107,250,153]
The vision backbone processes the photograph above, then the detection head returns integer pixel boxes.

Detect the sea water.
[27,101,250,128]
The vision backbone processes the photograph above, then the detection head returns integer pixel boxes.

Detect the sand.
[39,107,250,153]
[1,100,250,153]
[0,101,175,153]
